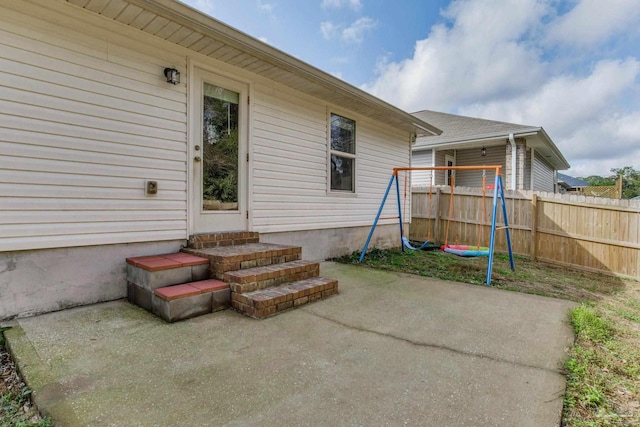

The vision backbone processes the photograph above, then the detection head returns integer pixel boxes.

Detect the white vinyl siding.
[252,83,409,232]
[411,149,433,186]
[532,151,555,192]
[1,0,414,250]
[0,2,188,251]
[454,146,505,187]
[434,150,453,185]
[525,147,533,190]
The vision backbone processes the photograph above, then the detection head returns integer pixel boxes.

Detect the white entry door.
[190,67,248,233]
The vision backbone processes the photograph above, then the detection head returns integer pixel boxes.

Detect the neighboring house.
[557,173,589,193]
[0,0,440,319]
[411,110,570,192]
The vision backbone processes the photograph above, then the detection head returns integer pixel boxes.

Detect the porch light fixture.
[164,67,180,85]
[480,146,487,157]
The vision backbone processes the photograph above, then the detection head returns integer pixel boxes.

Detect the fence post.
[434,187,441,243]
[617,175,623,199]
[531,193,538,261]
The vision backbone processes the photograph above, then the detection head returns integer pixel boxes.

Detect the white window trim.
[327,111,357,195]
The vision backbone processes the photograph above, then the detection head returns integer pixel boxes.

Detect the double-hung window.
[329,113,356,193]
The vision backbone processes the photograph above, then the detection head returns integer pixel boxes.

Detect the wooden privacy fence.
[410,186,640,279]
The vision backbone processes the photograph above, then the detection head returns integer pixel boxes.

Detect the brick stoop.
[223,260,319,293]
[182,243,302,279]
[231,277,338,319]
[126,231,338,321]
[188,232,259,249]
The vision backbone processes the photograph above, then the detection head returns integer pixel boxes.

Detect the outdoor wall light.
[481,146,487,157]
[164,67,180,85]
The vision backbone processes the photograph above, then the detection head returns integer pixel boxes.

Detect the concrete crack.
[304,309,564,375]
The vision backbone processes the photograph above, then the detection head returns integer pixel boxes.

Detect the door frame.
[187,62,252,235]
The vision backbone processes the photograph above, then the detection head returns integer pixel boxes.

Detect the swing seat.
[402,236,432,251]
[442,244,490,257]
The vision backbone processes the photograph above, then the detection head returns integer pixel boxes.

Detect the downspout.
[508,133,516,190]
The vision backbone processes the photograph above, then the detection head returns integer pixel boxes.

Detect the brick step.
[223,260,319,294]
[231,277,338,319]
[152,279,230,323]
[188,231,259,249]
[126,253,211,311]
[183,243,302,279]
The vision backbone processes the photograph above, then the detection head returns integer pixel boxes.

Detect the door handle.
[194,156,201,162]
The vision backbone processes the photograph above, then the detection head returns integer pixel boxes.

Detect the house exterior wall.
[1,1,189,253]
[252,82,410,233]
[434,150,453,185]
[0,0,411,252]
[532,151,556,192]
[525,147,533,190]
[411,149,433,186]
[0,1,412,318]
[0,240,182,319]
[454,146,505,187]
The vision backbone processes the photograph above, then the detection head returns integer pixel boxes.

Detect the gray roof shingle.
[557,173,589,188]
[412,110,540,146]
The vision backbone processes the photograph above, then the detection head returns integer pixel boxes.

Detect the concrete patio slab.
[4,262,576,426]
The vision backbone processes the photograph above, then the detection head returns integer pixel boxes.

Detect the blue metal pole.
[499,175,515,271]
[486,173,500,285]
[359,174,396,263]
[395,172,404,253]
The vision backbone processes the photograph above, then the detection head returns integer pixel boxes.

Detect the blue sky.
[182,0,640,178]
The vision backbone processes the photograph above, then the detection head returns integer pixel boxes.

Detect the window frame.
[327,111,357,195]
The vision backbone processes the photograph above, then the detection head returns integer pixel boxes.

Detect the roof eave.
[415,127,571,170]
[413,127,541,149]
[536,128,571,170]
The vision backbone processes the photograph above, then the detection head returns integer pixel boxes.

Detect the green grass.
[563,304,640,426]
[0,328,52,427]
[0,387,52,427]
[336,248,640,426]
[337,248,625,301]
[571,305,614,344]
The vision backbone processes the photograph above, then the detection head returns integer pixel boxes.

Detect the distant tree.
[611,166,640,199]
[581,175,615,186]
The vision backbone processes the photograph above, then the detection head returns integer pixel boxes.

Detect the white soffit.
[64,0,441,136]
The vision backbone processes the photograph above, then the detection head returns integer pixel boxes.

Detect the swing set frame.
[358,165,515,285]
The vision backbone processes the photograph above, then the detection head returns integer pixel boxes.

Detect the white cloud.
[320,21,337,40]
[461,59,640,137]
[183,0,217,16]
[342,17,377,44]
[362,0,640,176]
[257,0,275,13]
[321,0,362,11]
[546,0,640,46]
[363,0,547,111]
[320,17,377,44]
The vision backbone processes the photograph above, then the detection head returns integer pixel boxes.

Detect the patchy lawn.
[0,327,52,427]
[336,248,640,427]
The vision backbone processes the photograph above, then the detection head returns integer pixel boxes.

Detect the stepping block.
[152,280,230,323]
[126,253,210,312]
[126,253,210,290]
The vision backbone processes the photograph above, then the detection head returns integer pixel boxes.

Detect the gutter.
[508,133,516,190]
